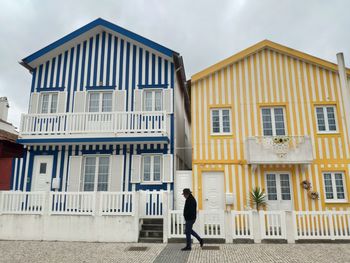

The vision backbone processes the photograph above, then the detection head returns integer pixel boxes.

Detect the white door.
[202,172,225,210]
[265,172,293,210]
[174,171,192,210]
[32,156,53,191]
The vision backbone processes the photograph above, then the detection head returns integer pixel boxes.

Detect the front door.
[202,172,225,210]
[32,156,53,191]
[265,172,293,210]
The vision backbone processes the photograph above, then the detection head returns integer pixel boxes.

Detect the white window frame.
[81,155,110,191]
[261,107,286,136]
[210,108,232,135]
[265,172,292,202]
[87,91,113,112]
[315,105,338,134]
[40,92,58,114]
[141,154,162,184]
[322,172,347,203]
[143,89,163,111]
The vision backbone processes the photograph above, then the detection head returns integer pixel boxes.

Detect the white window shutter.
[162,154,173,182]
[163,89,173,113]
[29,93,39,113]
[134,90,143,111]
[109,155,124,191]
[68,156,83,192]
[73,91,86,112]
[113,90,126,112]
[57,92,67,113]
[130,155,142,183]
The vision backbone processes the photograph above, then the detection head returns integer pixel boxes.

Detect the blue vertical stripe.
[30,68,37,93]
[128,145,133,191]
[59,146,66,191]
[145,51,149,85]
[19,150,28,191]
[122,145,127,191]
[80,41,87,91]
[112,36,118,87]
[66,47,75,111]
[164,60,168,85]
[49,57,56,87]
[106,34,112,86]
[74,44,81,92]
[65,146,73,191]
[87,37,93,87]
[170,62,174,89]
[158,57,162,84]
[51,147,58,191]
[118,39,124,89]
[26,152,34,191]
[151,54,156,84]
[100,31,106,83]
[15,159,20,190]
[37,65,43,90]
[138,48,143,86]
[125,42,130,110]
[43,61,50,88]
[61,51,69,89]
[56,54,62,87]
[131,45,137,111]
[93,34,100,86]
[10,159,15,190]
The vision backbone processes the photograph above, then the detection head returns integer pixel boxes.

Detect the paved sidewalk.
[0,241,349,263]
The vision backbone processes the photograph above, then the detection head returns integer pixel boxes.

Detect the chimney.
[0,97,9,121]
[337,53,350,141]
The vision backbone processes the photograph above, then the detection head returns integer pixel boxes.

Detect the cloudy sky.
[0,0,349,127]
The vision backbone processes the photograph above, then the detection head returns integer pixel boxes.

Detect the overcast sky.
[0,0,349,127]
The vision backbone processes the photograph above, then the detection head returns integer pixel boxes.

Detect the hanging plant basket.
[301,180,311,190]
[273,136,290,144]
[308,191,319,200]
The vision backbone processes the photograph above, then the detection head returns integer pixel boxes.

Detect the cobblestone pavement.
[0,241,349,263]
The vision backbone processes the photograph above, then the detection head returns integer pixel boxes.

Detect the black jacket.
[183,194,197,221]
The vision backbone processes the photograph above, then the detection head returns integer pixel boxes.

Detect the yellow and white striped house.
[190,40,350,212]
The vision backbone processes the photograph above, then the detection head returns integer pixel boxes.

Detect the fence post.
[163,191,169,243]
[43,191,51,215]
[94,192,101,216]
[134,191,140,242]
[285,211,295,243]
[328,210,335,240]
[253,211,262,243]
[0,191,3,215]
[225,210,233,243]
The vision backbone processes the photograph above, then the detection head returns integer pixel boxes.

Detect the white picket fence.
[139,190,166,218]
[259,211,286,239]
[0,191,45,214]
[50,192,95,215]
[232,211,254,238]
[100,192,134,215]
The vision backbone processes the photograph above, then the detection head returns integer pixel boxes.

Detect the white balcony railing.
[246,136,313,164]
[20,111,167,136]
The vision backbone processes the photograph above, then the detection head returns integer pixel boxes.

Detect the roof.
[192,40,350,82]
[22,18,177,69]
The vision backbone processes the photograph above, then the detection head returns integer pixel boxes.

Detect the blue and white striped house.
[13,18,191,207]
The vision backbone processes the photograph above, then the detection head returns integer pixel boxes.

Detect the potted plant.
[249,187,267,211]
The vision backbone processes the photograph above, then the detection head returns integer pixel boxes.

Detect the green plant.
[250,187,267,211]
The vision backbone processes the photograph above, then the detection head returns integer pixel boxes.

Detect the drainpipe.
[336,53,350,142]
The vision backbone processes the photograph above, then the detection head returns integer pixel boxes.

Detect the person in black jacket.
[181,188,203,251]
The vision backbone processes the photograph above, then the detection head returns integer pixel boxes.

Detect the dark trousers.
[185,219,202,247]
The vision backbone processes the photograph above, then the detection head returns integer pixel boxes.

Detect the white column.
[225,211,233,243]
[285,211,295,244]
[252,211,262,243]
[163,191,169,243]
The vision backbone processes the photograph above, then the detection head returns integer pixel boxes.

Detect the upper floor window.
[82,156,110,191]
[142,155,162,183]
[143,90,162,111]
[211,108,231,134]
[323,172,346,202]
[261,107,286,136]
[315,106,337,133]
[40,93,58,114]
[88,92,112,112]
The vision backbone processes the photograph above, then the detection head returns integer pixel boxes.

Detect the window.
[88,92,112,112]
[261,107,286,136]
[39,163,47,174]
[40,93,58,113]
[266,173,291,201]
[211,108,231,134]
[316,106,337,133]
[142,155,162,183]
[143,90,162,111]
[83,156,110,191]
[323,172,346,201]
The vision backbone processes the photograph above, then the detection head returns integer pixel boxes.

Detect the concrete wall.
[0,214,139,242]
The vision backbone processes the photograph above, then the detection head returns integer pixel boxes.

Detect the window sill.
[325,200,348,204]
[316,132,340,136]
[210,133,233,137]
[140,181,163,185]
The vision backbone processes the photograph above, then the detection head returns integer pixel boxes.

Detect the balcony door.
[87,92,113,132]
[265,172,293,210]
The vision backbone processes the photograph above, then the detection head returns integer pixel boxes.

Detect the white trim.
[261,106,287,136]
[39,92,59,114]
[86,91,113,112]
[143,89,163,111]
[81,155,111,191]
[315,105,338,134]
[322,171,347,202]
[210,108,232,135]
[141,154,162,184]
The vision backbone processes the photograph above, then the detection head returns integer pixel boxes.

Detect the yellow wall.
[191,47,350,211]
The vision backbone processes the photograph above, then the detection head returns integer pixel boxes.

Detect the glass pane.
[316,107,326,131]
[279,174,291,200]
[222,110,231,133]
[326,107,337,131]
[102,93,112,112]
[39,163,47,174]
[89,93,100,112]
[98,157,109,191]
[262,108,273,136]
[266,174,277,200]
[41,94,50,113]
[274,108,285,136]
[153,156,161,181]
[143,156,151,181]
[155,91,162,111]
[143,91,153,111]
[50,94,58,113]
[212,110,220,133]
[84,157,96,191]
[335,173,345,199]
[323,173,334,199]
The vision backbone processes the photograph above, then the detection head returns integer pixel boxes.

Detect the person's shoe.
[181,247,191,251]
[200,238,204,248]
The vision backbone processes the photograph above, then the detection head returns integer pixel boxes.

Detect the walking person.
[181,188,204,251]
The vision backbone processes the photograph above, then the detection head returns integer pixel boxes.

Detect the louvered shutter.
[163,89,173,113]
[113,90,126,111]
[73,91,86,112]
[130,155,142,183]
[134,90,143,111]
[68,156,83,192]
[162,154,173,182]
[29,93,39,113]
[109,155,124,191]
[57,92,67,113]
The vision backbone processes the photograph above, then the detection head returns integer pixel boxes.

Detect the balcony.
[246,136,313,164]
[19,111,168,141]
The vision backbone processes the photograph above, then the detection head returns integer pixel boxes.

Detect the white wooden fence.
[232,211,254,238]
[0,191,45,214]
[50,192,95,215]
[139,190,166,218]
[259,211,286,239]
[100,192,134,215]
